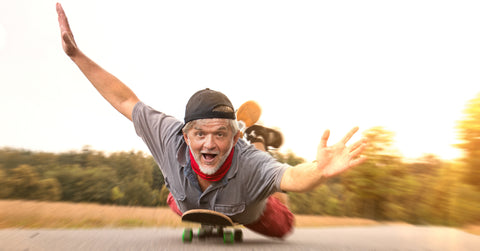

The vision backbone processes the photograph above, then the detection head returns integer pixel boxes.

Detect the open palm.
[316,127,367,178]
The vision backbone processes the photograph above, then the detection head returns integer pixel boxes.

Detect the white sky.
[1,0,479,161]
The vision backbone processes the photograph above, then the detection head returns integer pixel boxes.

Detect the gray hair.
[182,118,239,135]
[182,105,239,135]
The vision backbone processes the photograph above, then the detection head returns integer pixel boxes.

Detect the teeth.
[203,154,217,160]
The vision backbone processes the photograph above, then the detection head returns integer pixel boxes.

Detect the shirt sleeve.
[132,102,184,161]
[242,145,290,203]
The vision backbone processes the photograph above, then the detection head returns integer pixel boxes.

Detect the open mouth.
[202,153,218,162]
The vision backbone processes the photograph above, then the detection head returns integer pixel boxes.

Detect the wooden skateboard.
[237,100,283,149]
[181,209,243,243]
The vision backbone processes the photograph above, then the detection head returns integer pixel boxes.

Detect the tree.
[48,165,85,201]
[158,185,170,206]
[150,158,164,191]
[72,166,119,203]
[0,168,13,198]
[32,178,62,201]
[456,92,480,190]
[111,186,125,203]
[341,127,404,220]
[0,148,33,170]
[107,151,153,186]
[6,164,41,199]
[3,164,62,201]
[122,179,157,206]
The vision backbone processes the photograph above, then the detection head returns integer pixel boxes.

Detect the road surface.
[1,225,479,250]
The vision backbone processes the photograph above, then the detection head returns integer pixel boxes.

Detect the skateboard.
[181,209,243,243]
[237,100,283,149]
[236,100,262,137]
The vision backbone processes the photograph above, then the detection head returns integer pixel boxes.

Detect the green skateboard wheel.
[223,230,234,244]
[182,228,193,243]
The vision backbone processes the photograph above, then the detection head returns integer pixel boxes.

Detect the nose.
[203,134,216,150]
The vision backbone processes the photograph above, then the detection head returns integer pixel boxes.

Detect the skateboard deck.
[182,209,233,226]
[181,209,243,243]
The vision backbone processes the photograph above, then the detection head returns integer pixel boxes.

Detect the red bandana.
[189,148,235,182]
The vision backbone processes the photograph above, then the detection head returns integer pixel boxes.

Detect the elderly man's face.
[184,118,240,175]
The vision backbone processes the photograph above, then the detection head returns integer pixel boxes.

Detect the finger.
[57,3,72,32]
[341,126,359,144]
[56,3,63,14]
[349,155,367,167]
[349,141,367,157]
[349,138,367,153]
[319,129,330,148]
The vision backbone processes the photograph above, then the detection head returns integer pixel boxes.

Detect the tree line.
[277,127,480,227]
[1,126,478,227]
[0,147,168,207]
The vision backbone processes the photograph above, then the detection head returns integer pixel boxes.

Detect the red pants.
[167,193,294,239]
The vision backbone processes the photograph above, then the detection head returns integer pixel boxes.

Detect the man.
[56,3,367,238]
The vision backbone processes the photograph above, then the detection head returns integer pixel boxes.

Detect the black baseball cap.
[184,88,236,124]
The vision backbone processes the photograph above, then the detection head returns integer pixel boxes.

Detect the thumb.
[62,31,78,56]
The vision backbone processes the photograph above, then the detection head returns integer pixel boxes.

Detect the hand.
[316,127,367,178]
[56,3,79,57]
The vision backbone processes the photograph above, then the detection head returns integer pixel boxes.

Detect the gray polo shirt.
[132,102,289,224]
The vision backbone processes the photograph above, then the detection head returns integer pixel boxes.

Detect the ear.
[233,131,241,145]
[183,133,190,146]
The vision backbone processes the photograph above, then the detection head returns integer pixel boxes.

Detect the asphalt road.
[1,225,479,251]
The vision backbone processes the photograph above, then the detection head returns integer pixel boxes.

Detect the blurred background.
[1,0,479,227]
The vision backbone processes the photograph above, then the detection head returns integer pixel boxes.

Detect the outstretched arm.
[280,127,367,192]
[56,3,139,121]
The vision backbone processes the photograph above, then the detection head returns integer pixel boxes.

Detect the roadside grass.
[0,200,184,229]
[463,225,480,236]
[1,200,478,236]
